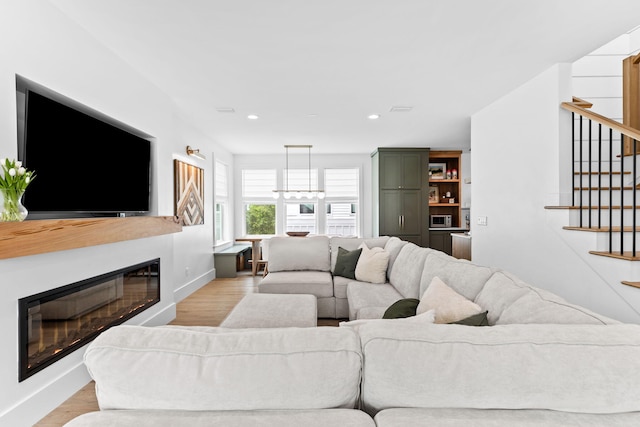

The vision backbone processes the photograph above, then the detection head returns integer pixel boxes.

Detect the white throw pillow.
[339,309,435,331]
[417,276,483,323]
[355,243,390,284]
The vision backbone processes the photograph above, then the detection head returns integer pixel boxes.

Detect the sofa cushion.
[65,408,376,427]
[382,237,408,279]
[330,236,389,271]
[346,282,403,320]
[332,275,351,299]
[267,236,330,272]
[355,244,390,284]
[356,306,388,320]
[417,277,483,323]
[84,325,363,411]
[419,253,495,301]
[498,285,619,325]
[333,247,362,279]
[358,322,640,416]
[473,271,530,325]
[258,271,334,298]
[382,298,420,319]
[475,270,619,326]
[388,243,432,298]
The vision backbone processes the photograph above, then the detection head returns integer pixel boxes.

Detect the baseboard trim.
[1,360,91,427]
[174,268,215,303]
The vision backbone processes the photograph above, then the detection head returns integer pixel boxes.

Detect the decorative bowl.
[286,231,310,237]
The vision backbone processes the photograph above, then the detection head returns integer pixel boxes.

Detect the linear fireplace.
[18,259,160,381]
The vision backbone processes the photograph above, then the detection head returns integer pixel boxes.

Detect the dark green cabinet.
[428,230,453,255]
[380,190,422,236]
[372,148,429,247]
[380,152,422,190]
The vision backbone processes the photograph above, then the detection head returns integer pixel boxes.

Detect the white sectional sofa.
[259,235,391,318]
[63,235,640,426]
[64,321,640,426]
[260,235,616,325]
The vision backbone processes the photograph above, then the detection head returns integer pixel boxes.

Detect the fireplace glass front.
[18,258,160,381]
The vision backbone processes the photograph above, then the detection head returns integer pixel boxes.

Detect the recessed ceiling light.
[216,107,235,113]
[368,114,380,120]
[390,106,413,113]
[247,114,259,120]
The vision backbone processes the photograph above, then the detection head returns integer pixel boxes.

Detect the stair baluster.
[546,98,640,286]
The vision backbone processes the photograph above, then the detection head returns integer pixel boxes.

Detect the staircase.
[545,97,640,288]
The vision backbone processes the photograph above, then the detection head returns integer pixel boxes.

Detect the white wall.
[471,63,640,324]
[572,33,630,120]
[0,1,230,424]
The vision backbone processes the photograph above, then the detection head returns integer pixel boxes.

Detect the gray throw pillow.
[333,247,362,279]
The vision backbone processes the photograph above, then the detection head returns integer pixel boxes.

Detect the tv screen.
[21,90,151,217]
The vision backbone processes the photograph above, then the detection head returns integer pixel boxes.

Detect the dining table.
[235,235,271,276]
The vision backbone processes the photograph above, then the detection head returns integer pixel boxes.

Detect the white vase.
[0,188,28,222]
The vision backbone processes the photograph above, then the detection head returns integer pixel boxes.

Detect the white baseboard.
[173,268,215,303]
[1,360,91,427]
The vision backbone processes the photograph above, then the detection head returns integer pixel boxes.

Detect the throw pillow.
[417,276,483,324]
[450,310,489,326]
[355,243,390,284]
[333,247,362,279]
[382,298,420,319]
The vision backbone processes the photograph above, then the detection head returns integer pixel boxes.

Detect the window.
[286,202,316,233]
[283,168,318,193]
[214,160,229,245]
[283,169,319,233]
[245,204,276,234]
[242,169,277,235]
[324,168,359,236]
[239,166,361,236]
[300,203,314,214]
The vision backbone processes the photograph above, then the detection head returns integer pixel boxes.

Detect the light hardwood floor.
[35,271,339,426]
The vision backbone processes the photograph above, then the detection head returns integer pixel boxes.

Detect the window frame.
[241,169,278,236]
[214,159,230,246]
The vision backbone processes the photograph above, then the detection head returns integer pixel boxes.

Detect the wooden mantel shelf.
[0,216,182,260]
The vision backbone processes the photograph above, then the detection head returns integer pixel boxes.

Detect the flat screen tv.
[20,89,152,218]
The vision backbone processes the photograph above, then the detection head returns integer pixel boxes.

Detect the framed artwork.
[174,159,204,226]
[428,163,446,180]
[428,186,439,204]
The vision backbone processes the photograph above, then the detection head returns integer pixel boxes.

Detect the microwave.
[430,214,452,228]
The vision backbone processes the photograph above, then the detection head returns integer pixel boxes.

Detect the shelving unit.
[427,150,465,255]
[428,150,462,228]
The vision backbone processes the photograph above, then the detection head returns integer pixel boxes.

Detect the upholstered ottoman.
[220,293,317,328]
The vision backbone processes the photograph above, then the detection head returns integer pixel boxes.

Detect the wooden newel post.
[623,53,640,155]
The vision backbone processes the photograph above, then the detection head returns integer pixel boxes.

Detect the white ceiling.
[49,0,640,155]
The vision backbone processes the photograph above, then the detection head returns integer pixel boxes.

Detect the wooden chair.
[255,239,269,276]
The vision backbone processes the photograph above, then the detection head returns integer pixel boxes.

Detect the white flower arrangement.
[0,158,36,221]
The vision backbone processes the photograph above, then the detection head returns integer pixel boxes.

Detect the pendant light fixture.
[272,145,325,200]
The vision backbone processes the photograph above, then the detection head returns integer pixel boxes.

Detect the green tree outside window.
[246,204,276,234]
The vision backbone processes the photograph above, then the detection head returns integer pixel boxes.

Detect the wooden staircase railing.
[546,97,640,288]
